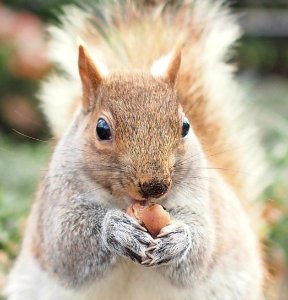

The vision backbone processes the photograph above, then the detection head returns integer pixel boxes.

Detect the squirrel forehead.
[99,72,178,111]
[96,72,181,149]
[94,74,181,152]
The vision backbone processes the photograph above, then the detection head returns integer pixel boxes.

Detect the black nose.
[140,180,170,198]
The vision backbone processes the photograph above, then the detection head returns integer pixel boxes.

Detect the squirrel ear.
[151,47,181,85]
[78,44,108,111]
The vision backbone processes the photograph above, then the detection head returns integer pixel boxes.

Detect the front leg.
[41,198,116,288]
[43,200,156,288]
[143,206,215,287]
[102,209,156,263]
[142,221,191,266]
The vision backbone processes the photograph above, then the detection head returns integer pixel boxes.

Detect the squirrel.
[5,1,266,299]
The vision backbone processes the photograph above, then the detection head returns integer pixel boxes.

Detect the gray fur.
[102,210,156,263]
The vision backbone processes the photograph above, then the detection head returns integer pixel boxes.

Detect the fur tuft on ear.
[151,47,182,84]
[78,43,108,111]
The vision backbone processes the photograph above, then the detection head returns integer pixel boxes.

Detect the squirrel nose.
[140,179,170,199]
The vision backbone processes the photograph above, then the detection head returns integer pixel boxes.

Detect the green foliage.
[241,75,288,270]
[0,136,50,275]
[238,37,288,74]
[4,0,77,22]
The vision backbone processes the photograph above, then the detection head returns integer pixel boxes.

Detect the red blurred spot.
[0,5,50,78]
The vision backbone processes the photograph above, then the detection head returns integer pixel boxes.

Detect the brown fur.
[81,70,182,200]
[41,0,264,203]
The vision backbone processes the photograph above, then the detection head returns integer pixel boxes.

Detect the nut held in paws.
[126,203,171,237]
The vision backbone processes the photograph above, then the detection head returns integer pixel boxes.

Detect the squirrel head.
[76,45,195,204]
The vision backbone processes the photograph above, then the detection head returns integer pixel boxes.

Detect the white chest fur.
[79,260,190,300]
[6,254,190,300]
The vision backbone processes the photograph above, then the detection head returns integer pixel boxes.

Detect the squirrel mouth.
[131,198,148,206]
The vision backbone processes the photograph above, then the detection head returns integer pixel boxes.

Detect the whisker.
[12,128,49,143]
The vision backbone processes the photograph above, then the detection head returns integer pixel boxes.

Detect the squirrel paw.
[142,222,191,266]
[102,210,157,263]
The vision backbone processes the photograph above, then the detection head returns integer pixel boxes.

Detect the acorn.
[126,203,171,237]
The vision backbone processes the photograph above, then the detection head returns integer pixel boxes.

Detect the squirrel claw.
[134,223,148,232]
[157,231,170,238]
[141,259,152,265]
[148,240,157,246]
[146,252,154,259]
[146,245,157,252]
[149,259,157,266]
[156,223,178,238]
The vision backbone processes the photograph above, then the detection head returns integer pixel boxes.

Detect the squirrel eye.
[96,118,112,141]
[181,116,190,138]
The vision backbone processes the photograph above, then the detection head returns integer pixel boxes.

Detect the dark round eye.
[96,118,112,141]
[181,116,190,138]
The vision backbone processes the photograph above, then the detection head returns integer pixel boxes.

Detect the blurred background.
[0,0,287,299]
